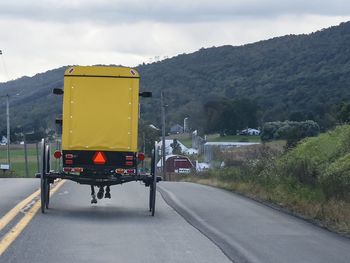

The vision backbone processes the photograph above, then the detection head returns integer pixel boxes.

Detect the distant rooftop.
[204,142,260,146]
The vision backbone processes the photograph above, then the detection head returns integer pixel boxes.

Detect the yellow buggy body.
[62,66,139,152]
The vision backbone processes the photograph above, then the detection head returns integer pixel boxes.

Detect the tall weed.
[322,153,350,200]
[276,125,350,188]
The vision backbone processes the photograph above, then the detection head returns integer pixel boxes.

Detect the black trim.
[64,74,140,79]
[62,150,136,168]
[43,172,156,187]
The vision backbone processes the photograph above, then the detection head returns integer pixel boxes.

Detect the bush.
[277,155,320,185]
[322,154,350,200]
[276,125,350,186]
[261,120,320,147]
[221,143,284,170]
[260,121,283,141]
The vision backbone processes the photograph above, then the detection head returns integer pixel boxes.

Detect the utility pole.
[161,91,166,180]
[6,94,10,165]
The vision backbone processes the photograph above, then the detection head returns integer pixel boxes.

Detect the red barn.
[157,155,194,173]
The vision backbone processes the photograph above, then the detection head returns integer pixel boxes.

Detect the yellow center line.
[0,180,66,256]
[0,189,40,232]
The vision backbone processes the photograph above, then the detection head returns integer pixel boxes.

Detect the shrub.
[260,121,283,141]
[261,120,320,147]
[321,154,350,200]
[276,125,350,186]
[221,143,284,170]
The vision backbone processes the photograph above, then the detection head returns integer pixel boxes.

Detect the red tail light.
[137,152,145,161]
[125,155,133,161]
[93,151,107,165]
[54,150,62,159]
[125,161,133,166]
[65,159,73,165]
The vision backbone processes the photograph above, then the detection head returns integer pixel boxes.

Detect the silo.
[184,117,189,133]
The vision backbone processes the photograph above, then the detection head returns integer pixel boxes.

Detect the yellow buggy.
[39,66,160,215]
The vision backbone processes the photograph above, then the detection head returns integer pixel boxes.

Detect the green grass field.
[206,134,261,143]
[0,143,60,178]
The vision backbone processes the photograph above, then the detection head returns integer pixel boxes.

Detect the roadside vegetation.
[0,143,60,178]
[206,134,261,143]
[184,125,350,235]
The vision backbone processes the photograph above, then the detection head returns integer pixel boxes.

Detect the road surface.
[159,182,350,263]
[0,180,230,263]
[0,179,349,263]
[0,179,38,218]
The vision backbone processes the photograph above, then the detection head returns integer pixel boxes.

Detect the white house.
[239,128,261,136]
[157,139,198,155]
[0,136,7,145]
[195,161,210,171]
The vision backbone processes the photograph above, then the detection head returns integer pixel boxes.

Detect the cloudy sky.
[0,0,350,82]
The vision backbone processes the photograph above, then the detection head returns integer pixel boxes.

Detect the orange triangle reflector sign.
[93,151,107,165]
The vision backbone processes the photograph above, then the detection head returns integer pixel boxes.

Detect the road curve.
[1,180,231,263]
[158,182,350,263]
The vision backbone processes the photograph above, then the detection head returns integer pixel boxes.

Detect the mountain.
[1,21,350,137]
[138,21,350,131]
[0,67,66,135]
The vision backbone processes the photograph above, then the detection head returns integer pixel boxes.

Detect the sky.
[0,0,350,82]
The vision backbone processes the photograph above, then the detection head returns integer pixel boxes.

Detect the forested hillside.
[1,21,350,137]
[138,21,350,131]
[0,67,65,136]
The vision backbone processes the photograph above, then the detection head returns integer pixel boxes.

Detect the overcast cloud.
[0,0,350,82]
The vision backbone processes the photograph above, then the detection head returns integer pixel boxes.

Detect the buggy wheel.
[45,180,50,209]
[149,146,156,216]
[45,144,51,209]
[40,176,47,213]
[40,139,47,213]
[149,181,156,216]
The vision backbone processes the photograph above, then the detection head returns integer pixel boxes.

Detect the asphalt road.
[0,180,231,263]
[1,180,349,263]
[0,178,38,218]
[159,182,350,263]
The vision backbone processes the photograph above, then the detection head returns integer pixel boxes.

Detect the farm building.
[239,128,261,136]
[169,124,184,134]
[157,155,194,173]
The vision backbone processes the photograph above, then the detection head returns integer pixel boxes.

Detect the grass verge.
[0,143,60,178]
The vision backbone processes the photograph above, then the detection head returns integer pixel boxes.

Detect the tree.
[337,102,350,123]
[204,98,258,135]
[261,120,320,147]
[170,139,182,155]
[289,111,305,121]
[138,122,160,156]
